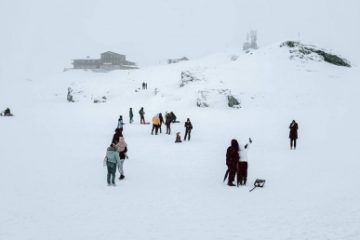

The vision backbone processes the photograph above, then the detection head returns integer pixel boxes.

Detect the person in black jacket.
[289,120,299,149]
[165,112,172,134]
[184,118,193,141]
[158,113,164,134]
[226,139,240,186]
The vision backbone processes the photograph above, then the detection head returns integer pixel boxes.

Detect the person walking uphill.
[139,107,145,124]
[289,120,299,149]
[116,136,128,180]
[226,139,240,186]
[104,141,121,186]
[184,118,193,141]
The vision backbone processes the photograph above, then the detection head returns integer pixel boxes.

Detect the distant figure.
[145,82,148,89]
[67,87,74,102]
[104,141,120,186]
[226,139,240,186]
[139,107,145,124]
[1,108,13,116]
[129,108,134,124]
[184,118,193,141]
[142,82,145,90]
[117,115,124,131]
[289,120,299,149]
[116,136,128,180]
[175,132,182,143]
[151,114,161,135]
[158,113,164,133]
[165,112,172,134]
[237,138,252,186]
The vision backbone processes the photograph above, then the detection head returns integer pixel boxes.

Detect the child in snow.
[175,132,182,143]
[237,138,252,186]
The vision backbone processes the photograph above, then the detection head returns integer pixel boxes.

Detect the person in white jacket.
[237,138,252,186]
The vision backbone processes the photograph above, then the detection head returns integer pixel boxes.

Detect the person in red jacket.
[226,139,240,186]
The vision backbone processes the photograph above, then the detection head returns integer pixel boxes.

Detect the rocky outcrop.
[281,41,351,67]
[180,71,201,87]
[227,95,240,108]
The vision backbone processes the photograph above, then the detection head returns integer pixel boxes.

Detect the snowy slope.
[1,42,360,240]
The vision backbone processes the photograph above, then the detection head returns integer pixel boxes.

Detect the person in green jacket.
[104,141,120,186]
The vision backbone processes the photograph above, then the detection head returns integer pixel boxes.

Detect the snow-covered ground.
[1,42,360,239]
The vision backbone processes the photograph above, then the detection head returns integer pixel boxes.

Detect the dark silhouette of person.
[289,120,299,149]
[184,118,193,141]
[165,112,172,134]
[139,107,145,124]
[129,108,134,124]
[158,113,164,133]
[226,139,240,186]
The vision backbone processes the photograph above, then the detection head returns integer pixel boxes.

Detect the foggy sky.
[1,0,359,80]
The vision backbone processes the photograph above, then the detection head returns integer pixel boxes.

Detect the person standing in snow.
[104,141,121,186]
[139,107,145,124]
[129,108,134,124]
[165,112,172,134]
[158,113,164,134]
[117,115,124,132]
[184,118,193,141]
[237,138,252,186]
[289,120,298,149]
[116,136,128,180]
[151,114,161,135]
[226,139,240,186]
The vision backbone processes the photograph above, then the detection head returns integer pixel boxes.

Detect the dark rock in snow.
[280,41,351,67]
[227,95,240,108]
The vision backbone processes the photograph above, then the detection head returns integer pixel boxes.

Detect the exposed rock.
[67,87,75,102]
[227,95,241,108]
[196,91,209,108]
[93,96,107,103]
[180,71,201,87]
[281,41,351,67]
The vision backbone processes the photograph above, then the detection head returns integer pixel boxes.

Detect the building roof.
[101,51,125,57]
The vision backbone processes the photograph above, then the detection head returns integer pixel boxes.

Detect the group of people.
[103,117,128,186]
[104,112,298,187]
